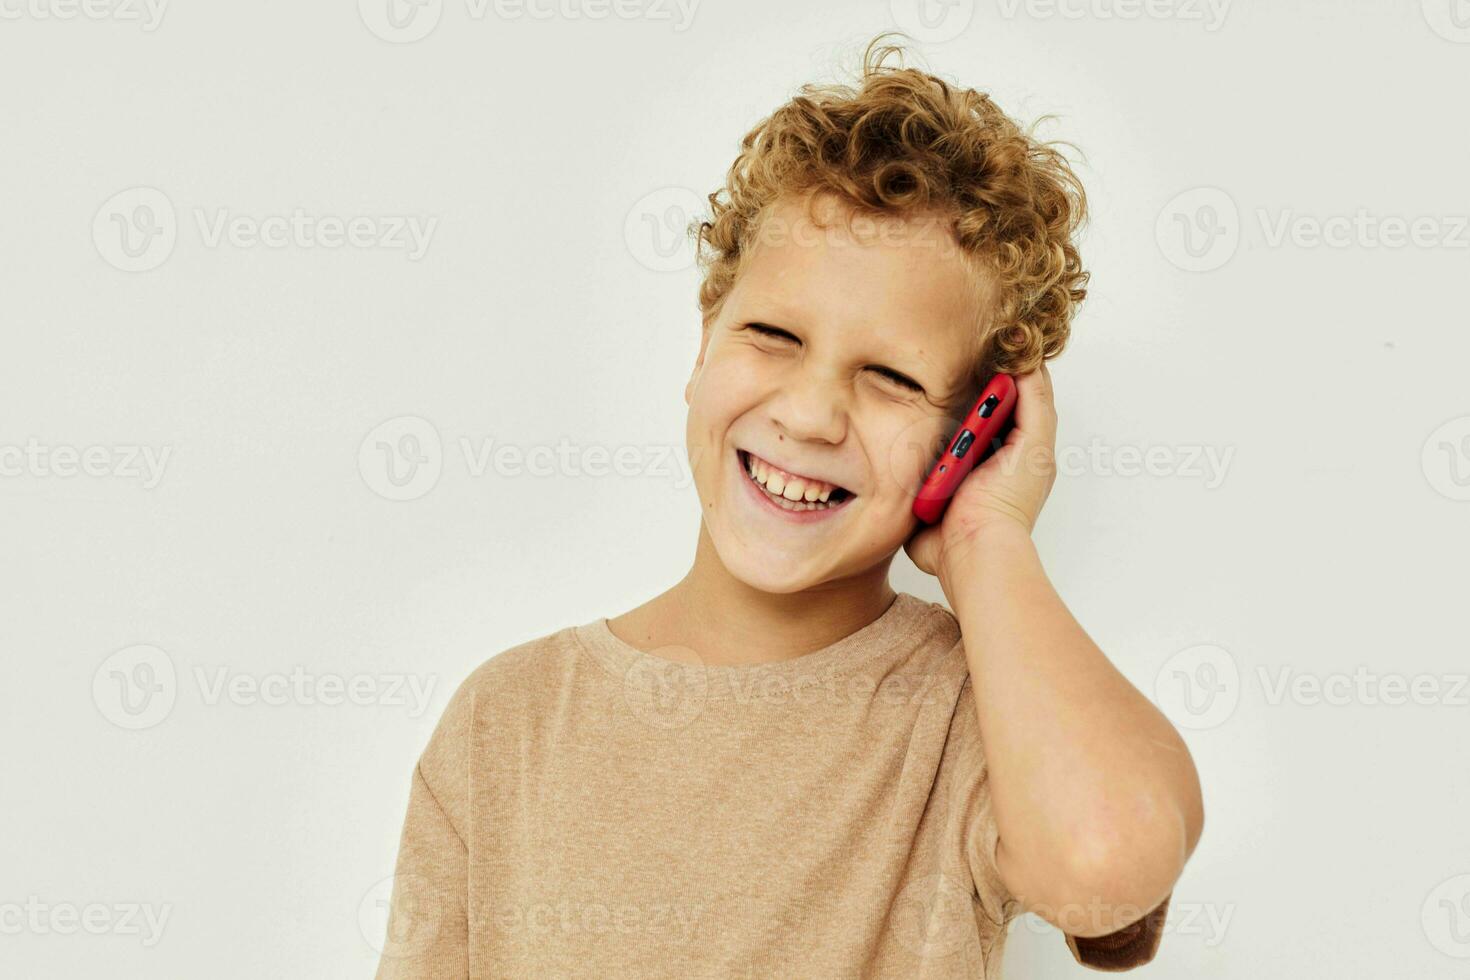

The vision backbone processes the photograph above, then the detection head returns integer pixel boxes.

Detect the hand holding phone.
[911,373,1018,525]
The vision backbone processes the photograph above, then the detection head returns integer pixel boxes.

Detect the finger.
[1038,362,1059,439]
[1012,366,1058,442]
[904,522,941,576]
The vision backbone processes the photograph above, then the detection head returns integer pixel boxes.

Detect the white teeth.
[742,451,842,501]
[741,450,848,512]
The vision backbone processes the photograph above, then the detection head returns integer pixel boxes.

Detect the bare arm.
[940,525,1202,936]
[907,364,1203,937]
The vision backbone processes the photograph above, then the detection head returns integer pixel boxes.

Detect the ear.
[684,320,713,407]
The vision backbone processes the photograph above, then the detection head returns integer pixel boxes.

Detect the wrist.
[938,518,1038,590]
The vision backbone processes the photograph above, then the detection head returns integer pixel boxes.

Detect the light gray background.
[3,2,1468,977]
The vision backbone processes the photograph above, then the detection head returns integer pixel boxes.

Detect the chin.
[711,537,829,595]
[708,517,904,596]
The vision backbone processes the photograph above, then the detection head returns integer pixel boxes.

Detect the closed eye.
[747,323,797,342]
[869,366,924,393]
[745,322,925,394]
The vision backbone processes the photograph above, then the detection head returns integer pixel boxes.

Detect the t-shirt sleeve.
[949,677,1021,930]
[952,676,1171,971]
[373,676,477,979]
[1064,893,1171,971]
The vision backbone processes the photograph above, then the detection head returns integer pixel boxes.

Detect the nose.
[767,367,848,446]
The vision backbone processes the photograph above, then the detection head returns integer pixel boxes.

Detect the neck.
[657,521,899,667]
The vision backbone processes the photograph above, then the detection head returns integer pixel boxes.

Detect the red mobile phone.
[912,373,1018,525]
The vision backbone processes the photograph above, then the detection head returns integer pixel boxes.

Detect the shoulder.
[436,622,582,726]
[907,592,962,642]
[414,623,583,791]
[448,625,582,710]
[895,594,968,684]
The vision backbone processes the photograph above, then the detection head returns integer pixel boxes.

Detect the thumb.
[903,522,944,577]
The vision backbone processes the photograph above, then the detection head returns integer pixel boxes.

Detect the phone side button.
[951,430,975,458]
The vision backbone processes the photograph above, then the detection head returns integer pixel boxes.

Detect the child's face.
[684,192,989,594]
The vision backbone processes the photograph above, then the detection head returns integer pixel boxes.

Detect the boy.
[375,33,1203,978]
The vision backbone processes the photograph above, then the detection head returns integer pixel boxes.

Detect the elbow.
[1047,799,1197,937]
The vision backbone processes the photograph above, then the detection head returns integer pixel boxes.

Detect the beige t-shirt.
[374,591,1167,978]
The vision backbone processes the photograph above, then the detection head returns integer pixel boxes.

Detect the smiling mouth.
[737,449,854,513]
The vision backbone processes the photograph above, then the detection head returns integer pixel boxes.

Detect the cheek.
[684,368,748,480]
[689,359,762,429]
[872,413,954,501]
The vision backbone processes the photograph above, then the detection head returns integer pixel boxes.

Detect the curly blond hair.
[691,32,1089,382]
